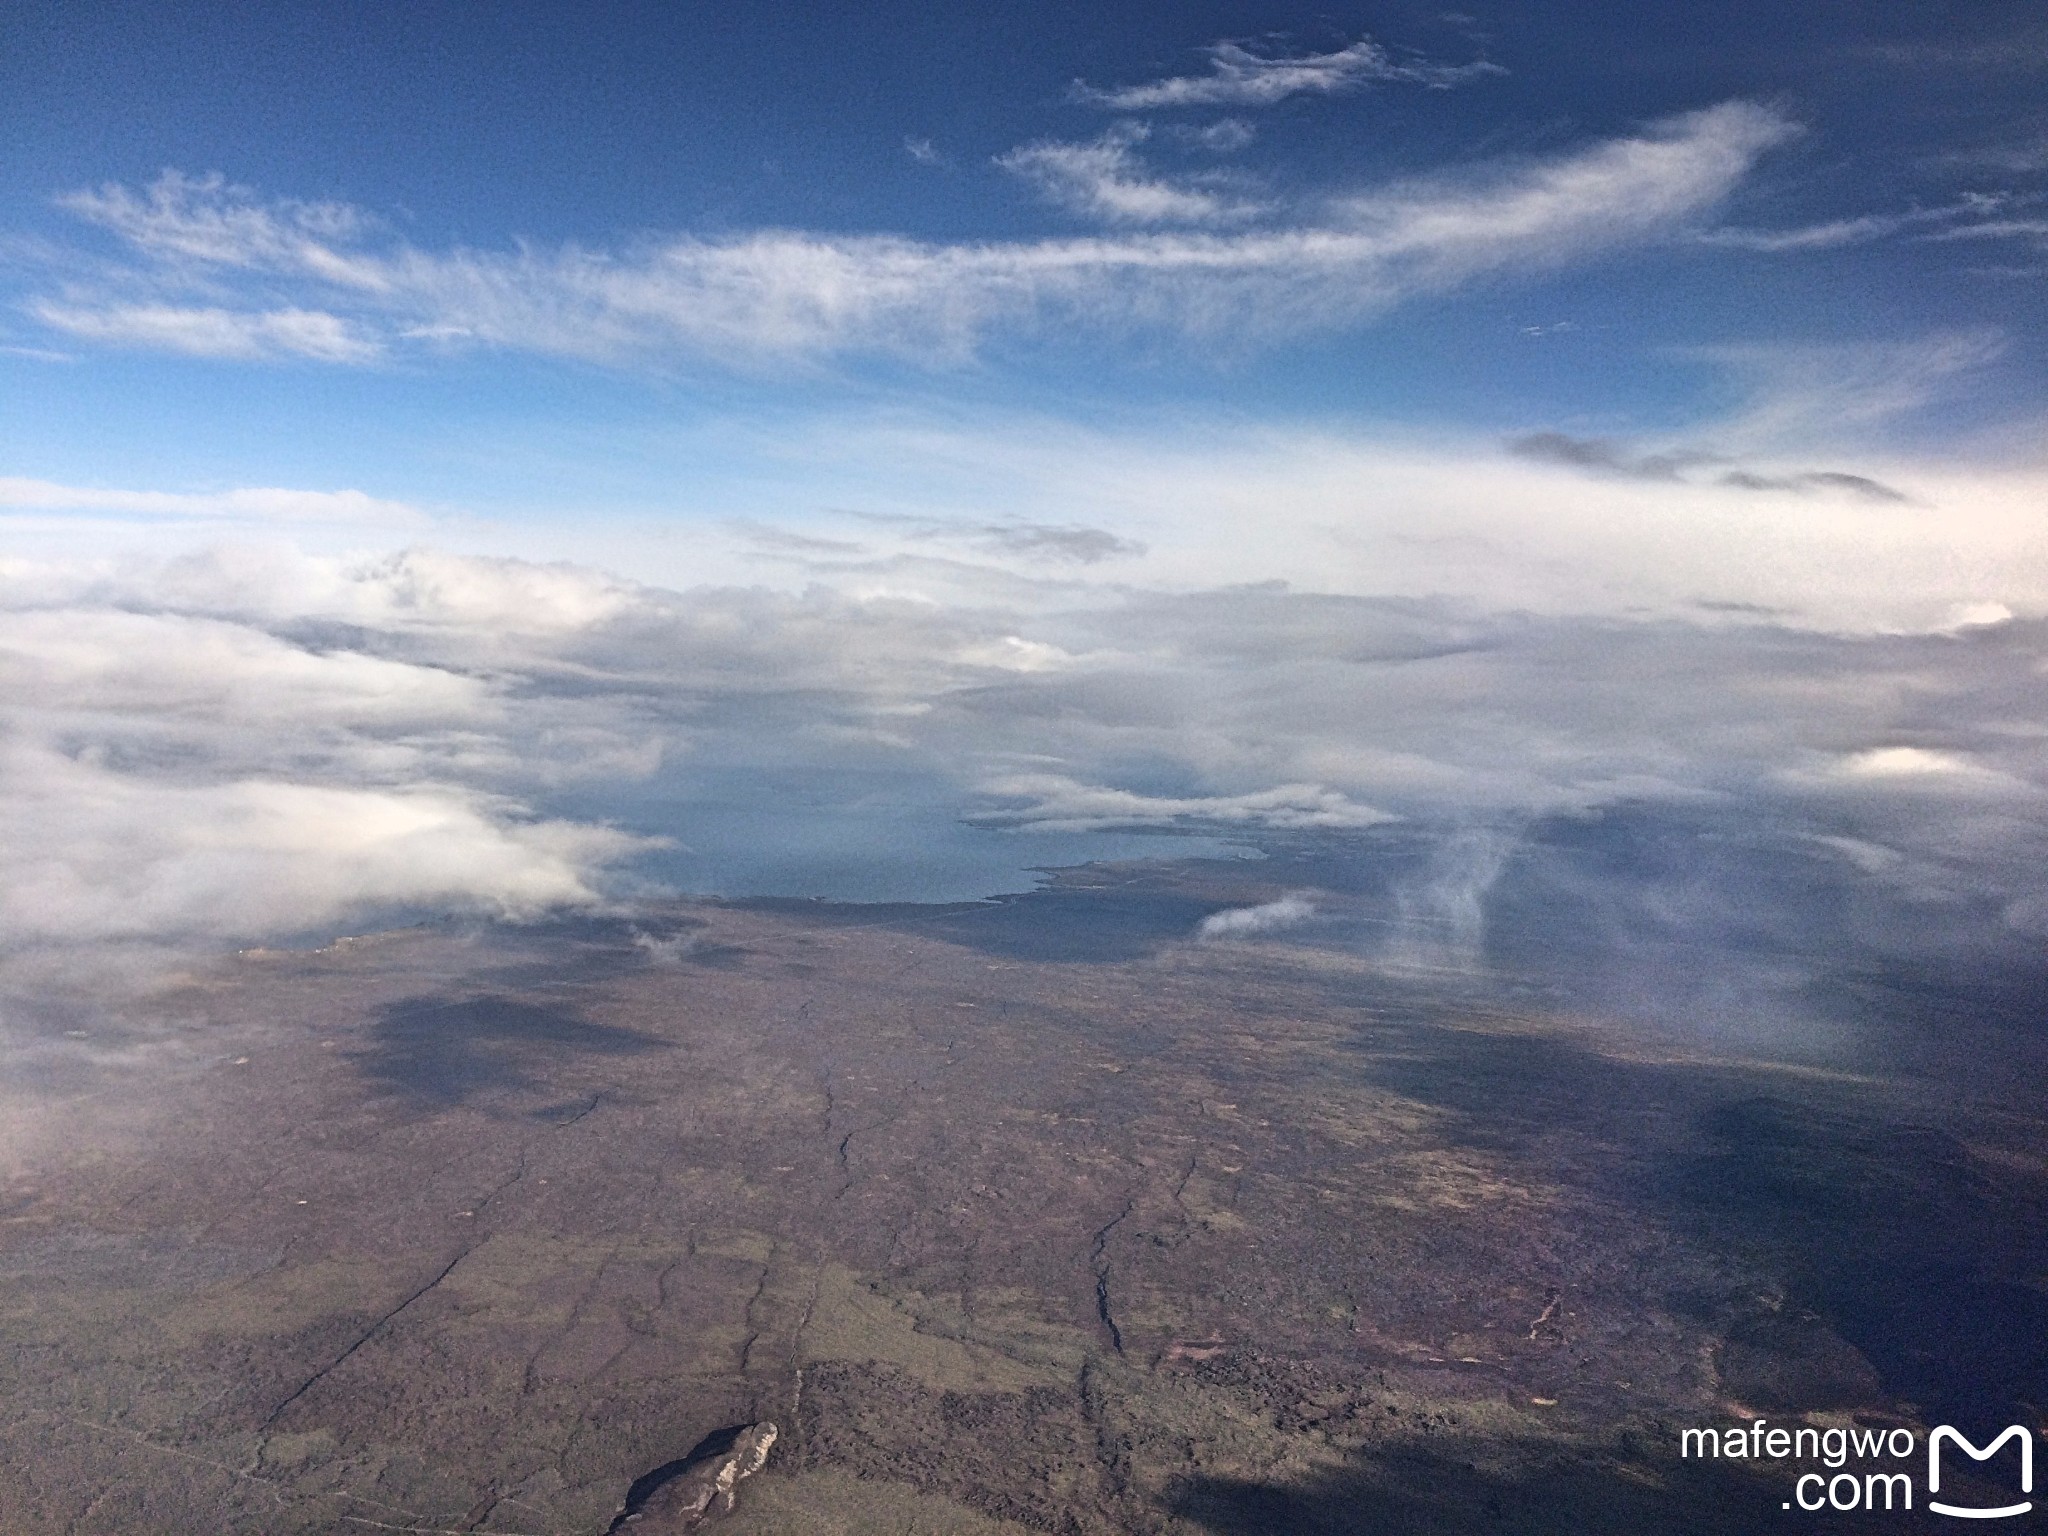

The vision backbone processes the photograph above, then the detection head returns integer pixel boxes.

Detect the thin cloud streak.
[1506,434,1913,501]
[29,301,382,363]
[0,476,424,525]
[1700,195,2023,252]
[1072,37,1503,110]
[973,776,1395,833]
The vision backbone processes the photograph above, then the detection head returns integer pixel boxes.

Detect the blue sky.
[3,3,2048,994]
[3,0,2045,505]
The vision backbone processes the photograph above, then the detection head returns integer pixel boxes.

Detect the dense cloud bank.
[3,540,2043,1023]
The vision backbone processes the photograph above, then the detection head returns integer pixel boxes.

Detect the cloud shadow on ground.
[1345,1020,2048,1439]
[354,994,667,1109]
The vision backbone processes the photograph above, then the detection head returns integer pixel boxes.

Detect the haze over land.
[2,2,2046,1531]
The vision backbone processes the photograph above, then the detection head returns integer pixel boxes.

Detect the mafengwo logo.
[1928,1426,2032,1521]
[1679,1419,2037,1517]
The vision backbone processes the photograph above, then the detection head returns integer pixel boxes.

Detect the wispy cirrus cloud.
[1927,217,2048,249]
[1177,118,1256,153]
[1702,210,1955,252]
[1927,132,2048,175]
[55,171,387,284]
[24,103,1793,368]
[1687,329,2007,448]
[996,124,1267,225]
[1699,194,2023,253]
[1071,37,1502,111]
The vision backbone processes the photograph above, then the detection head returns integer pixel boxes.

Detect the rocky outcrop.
[610,1422,778,1532]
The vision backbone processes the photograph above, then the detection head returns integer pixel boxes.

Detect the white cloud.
[0,476,423,525]
[0,555,666,968]
[0,743,636,945]
[27,105,1791,367]
[0,607,486,728]
[1183,119,1256,153]
[57,170,387,286]
[974,775,1395,832]
[1791,746,2032,810]
[1688,329,2006,449]
[340,546,649,635]
[1943,601,2014,630]
[997,125,1267,225]
[0,343,72,363]
[1702,211,1944,252]
[1927,217,2048,246]
[1934,134,2048,174]
[1198,893,1317,938]
[1808,833,1905,873]
[29,301,381,363]
[752,407,2048,633]
[1072,38,1502,111]
[1323,104,1792,275]
[1699,196,2020,252]
[955,635,1079,672]
[1839,747,1977,778]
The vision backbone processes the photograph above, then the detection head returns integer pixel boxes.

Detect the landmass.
[2,857,2043,1532]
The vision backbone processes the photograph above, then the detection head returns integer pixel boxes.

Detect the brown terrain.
[2,859,2044,1533]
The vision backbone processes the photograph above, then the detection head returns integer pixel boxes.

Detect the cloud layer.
[5,494,2045,996]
